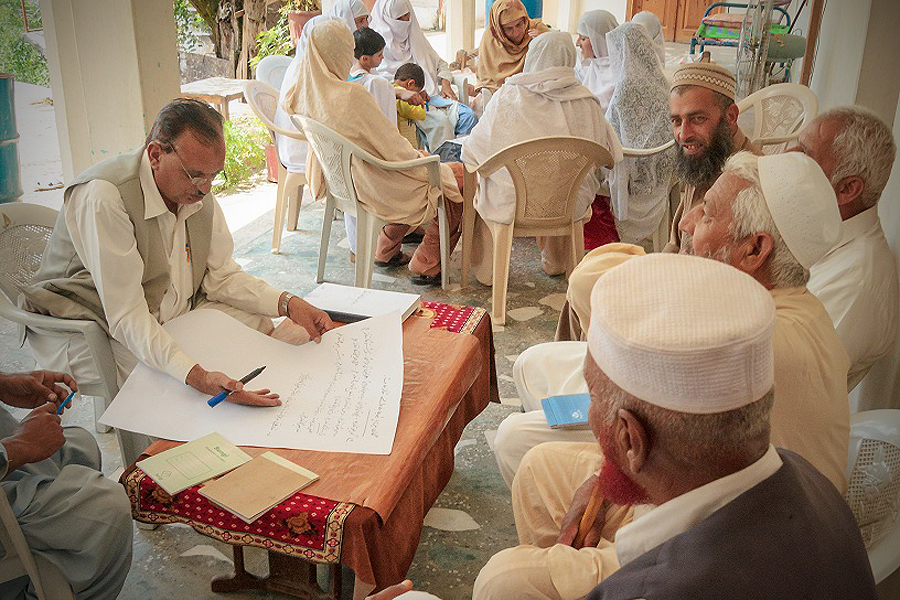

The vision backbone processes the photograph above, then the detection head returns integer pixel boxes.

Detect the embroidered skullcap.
[588,254,776,414]
[758,152,842,268]
[671,60,735,100]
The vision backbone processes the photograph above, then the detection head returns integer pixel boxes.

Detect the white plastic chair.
[460,136,614,325]
[737,83,818,154]
[255,54,293,91]
[244,80,306,254]
[0,491,74,599]
[844,409,900,584]
[292,114,451,290]
[621,139,677,252]
[0,203,117,436]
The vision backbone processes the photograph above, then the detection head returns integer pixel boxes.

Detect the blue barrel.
[486,0,543,25]
[0,73,22,203]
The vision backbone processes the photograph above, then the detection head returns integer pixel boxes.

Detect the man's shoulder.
[69,147,146,189]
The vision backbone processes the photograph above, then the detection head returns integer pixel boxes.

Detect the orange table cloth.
[123,302,498,589]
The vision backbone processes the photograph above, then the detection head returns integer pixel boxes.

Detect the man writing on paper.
[22,99,333,407]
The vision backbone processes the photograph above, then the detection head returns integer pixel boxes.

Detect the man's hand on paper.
[286,297,334,343]
[0,370,77,410]
[1,403,66,473]
[557,473,605,549]
[186,364,281,407]
[367,579,414,600]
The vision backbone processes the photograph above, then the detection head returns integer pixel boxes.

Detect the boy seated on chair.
[0,369,132,600]
[393,63,428,149]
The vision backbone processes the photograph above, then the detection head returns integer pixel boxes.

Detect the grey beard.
[674,120,735,189]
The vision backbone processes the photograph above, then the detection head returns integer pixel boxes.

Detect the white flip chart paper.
[100,309,404,454]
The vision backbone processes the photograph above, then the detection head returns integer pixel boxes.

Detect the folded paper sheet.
[100,309,404,454]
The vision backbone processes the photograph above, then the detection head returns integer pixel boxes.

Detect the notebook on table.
[303,283,421,323]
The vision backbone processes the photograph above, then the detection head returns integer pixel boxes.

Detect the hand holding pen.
[183,364,279,408]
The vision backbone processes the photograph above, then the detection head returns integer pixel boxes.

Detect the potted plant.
[284,0,321,47]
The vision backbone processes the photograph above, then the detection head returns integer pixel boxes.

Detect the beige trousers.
[475,442,635,600]
[375,202,464,277]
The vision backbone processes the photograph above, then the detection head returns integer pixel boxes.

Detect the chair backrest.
[244,80,295,142]
[292,114,360,210]
[737,83,818,154]
[0,203,57,305]
[845,410,900,552]
[475,136,614,229]
[621,139,676,157]
[255,54,293,91]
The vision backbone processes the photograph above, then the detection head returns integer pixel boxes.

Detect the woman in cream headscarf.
[283,19,464,283]
[461,31,623,285]
[275,0,370,175]
[475,0,548,93]
[574,9,619,110]
[604,22,674,248]
[631,10,666,66]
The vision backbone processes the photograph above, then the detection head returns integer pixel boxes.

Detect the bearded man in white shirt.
[792,106,899,397]
[23,99,333,411]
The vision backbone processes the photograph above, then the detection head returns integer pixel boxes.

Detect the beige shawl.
[282,20,461,226]
[476,0,548,93]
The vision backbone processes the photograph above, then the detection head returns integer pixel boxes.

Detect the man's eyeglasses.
[169,145,222,188]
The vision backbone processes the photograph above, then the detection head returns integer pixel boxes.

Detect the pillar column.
[447,0,476,56]
[39,0,181,181]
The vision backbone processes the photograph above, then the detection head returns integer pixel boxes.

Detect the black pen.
[207,366,266,407]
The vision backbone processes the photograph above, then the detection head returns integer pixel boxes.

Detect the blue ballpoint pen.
[207,366,266,407]
[56,389,76,415]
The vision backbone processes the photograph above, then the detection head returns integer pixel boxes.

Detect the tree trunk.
[241,0,267,79]
[189,0,222,56]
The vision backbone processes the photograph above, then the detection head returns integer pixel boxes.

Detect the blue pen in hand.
[207,366,266,407]
[56,390,76,415]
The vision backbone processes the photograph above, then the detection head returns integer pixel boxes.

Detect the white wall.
[545,0,627,32]
[40,0,181,180]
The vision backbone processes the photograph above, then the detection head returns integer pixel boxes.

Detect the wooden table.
[123,302,498,598]
[180,77,246,121]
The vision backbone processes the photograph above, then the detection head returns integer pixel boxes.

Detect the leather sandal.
[410,272,441,286]
[374,252,412,268]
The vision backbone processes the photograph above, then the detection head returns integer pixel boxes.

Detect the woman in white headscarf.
[369,0,452,98]
[461,31,623,285]
[604,22,674,247]
[631,10,666,66]
[275,0,370,174]
[574,9,619,111]
[283,19,464,283]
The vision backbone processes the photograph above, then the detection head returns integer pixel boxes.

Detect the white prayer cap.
[758,153,842,268]
[588,254,776,414]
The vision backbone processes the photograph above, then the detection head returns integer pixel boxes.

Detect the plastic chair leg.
[437,198,450,290]
[317,197,336,284]
[490,223,514,325]
[285,173,304,231]
[460,174,477,288]
[568,223,585,279]
[92,397,111,434]
[272,164,288,254]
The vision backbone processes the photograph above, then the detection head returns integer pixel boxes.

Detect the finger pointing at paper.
[285,295,335,343]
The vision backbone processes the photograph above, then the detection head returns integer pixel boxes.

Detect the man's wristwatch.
[280,292,297,317]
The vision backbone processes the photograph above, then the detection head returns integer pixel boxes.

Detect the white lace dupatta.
[605,23,675,244]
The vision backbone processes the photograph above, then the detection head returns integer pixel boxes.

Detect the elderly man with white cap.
[581,253,870,599]
[477,152,853,600]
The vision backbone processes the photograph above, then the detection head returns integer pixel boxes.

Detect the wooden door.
[627,0,718,44]
[675,0,715,43]
[627,0,679,41]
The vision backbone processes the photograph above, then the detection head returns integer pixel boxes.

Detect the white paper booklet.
[304,283,421,323]
[100,309,404,454]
